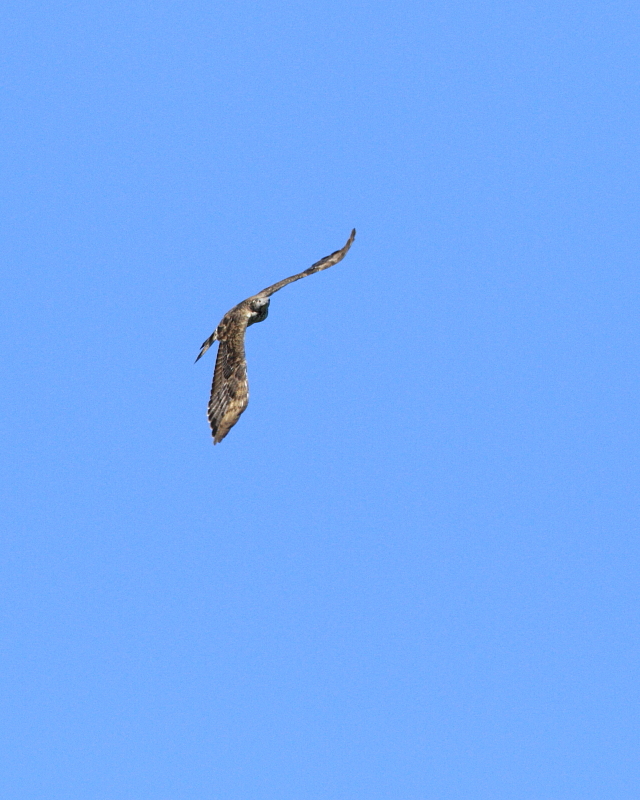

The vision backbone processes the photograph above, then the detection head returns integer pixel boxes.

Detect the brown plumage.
[195,229,356,444]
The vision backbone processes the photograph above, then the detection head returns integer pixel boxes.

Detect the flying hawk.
[195,229,356,444]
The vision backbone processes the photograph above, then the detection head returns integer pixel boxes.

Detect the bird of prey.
[195,229,356,444]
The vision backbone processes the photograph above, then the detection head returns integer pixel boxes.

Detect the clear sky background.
[2,1,639,798]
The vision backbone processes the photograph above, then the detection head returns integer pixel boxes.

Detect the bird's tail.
[195,330,218,363]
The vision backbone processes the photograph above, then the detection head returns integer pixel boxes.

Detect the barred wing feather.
[208,337,249,444]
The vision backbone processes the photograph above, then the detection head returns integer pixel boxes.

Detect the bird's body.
[196,229,356,443]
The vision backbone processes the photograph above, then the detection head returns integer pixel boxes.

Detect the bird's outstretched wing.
[256,228,356,299]
[207,323,250,444]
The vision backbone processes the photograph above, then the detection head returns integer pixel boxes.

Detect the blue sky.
[2,1,640,797]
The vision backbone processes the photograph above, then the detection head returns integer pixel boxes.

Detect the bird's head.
[248,296,270,325]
